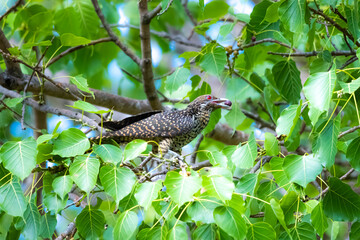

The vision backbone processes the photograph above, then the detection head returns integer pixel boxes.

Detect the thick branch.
[139,0,163,110]
[207,123,249,145]
[0,85,102,131]
[0,29,23,77]
[268,50,356,57]
[0,73,153,115]
[46,37,112,67]
[91,0,141,65]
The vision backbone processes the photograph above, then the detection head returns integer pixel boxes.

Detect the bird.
[91,95,232,156]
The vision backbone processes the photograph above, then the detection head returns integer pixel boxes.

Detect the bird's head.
[188,95,232,112]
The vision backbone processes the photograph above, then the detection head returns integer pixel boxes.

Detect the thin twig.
[0,49,82,101]
[144,3,162,23]
[64,195,84,210]
[190,134,204,164]
[250,156,271,173]
[340,56,358,69]
[238,38,295,51]
[0,0,23,22]
[0,85,102,132]
[268,50,355,57]
[55,221,76,240]
[46,37,112,67]
[138,156,153,170]
[91,0,141,65]
[0,99,39,131]
[156,0,174,17]
[309,7,360,47]
[324,22,338,51]
[314,168,355,200]
[338,125,360,139]
[21,41,53,129]
[242,109,276,130]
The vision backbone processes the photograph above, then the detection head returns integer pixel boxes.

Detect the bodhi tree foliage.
[0,0,360,239]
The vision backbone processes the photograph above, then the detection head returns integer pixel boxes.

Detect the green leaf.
[52,175,73,200]
[167,224,188,240]
[0,177,26,217]
[345,5,359,43]
[265,132,279,156]
[280,191,305,225]
[213,206,246,240]
[323,177,360,221]
[272,60,302,104]
[311,203,328,237]
[113,211,138,240]
[54,7,81,35]
[270,157,291,188]
[134,180,162,210]
[43,193,67,213]
[93,144,123,163]
[0,138,37,180]
[70,101,110,114]
[192,224,216,240]
[219,23,235,37]
[165,67,190,94]
[123,140,148,162]
[231,132,257,168]
[203,0,229,19]
[270,198,289,233]
[279,0,306,33]
[346,136,360,171]
[283,154,323,187]
[313,116,340,168]
[19,203,41,240]
[276,104,301,141]
[3,97,23,107]
[303,69,336,124]
[52,128,90,157]
[69,154,100,193]
[99,165,136,204]
[39,213,57,239]
[202,108,221,135]
[28,11,53,31]
[225,101,246,131]
[187,197,220,224]
[60,33,91,47]
[76,206,105,240]
[350,222,360,240]
[235,173,257,194]
[264,1,281,23]
[207,150,228,167]
[73,0,99,38]
[36,134,56,145]
[202,168,234,202]
[246,222,276,240]
[339,77,360,94]
[69,75,95,97]
[164,171,202,206]
[290,222,316,240]
[199,46,227,76]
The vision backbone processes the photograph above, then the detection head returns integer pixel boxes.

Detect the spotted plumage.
[91,95,232,154]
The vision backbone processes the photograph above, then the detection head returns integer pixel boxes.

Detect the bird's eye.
[206,95,212,100]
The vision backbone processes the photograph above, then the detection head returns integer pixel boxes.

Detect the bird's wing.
[111,111,195,139]
[102,111,163,131]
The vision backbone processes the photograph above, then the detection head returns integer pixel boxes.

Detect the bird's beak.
[211,98,232,110]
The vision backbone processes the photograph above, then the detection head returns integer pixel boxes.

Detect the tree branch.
[237,38,295,51]
[268,50,356,57]
[0,29,23,77]
[314,168,355,200]
[338,125,360,139]
[0,0,23,22]
[0,73,153,115]
[0,85,102,132]
[46,37,112,67]
[113,24,202,48]
[309,7,360,47]
[139,0,163,110]
[144,3,162,23]
[91,0,141,65]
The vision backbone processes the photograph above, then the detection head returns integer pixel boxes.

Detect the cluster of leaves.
[1,0,360,239]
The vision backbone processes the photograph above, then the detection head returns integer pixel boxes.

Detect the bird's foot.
[166,150,188,176]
